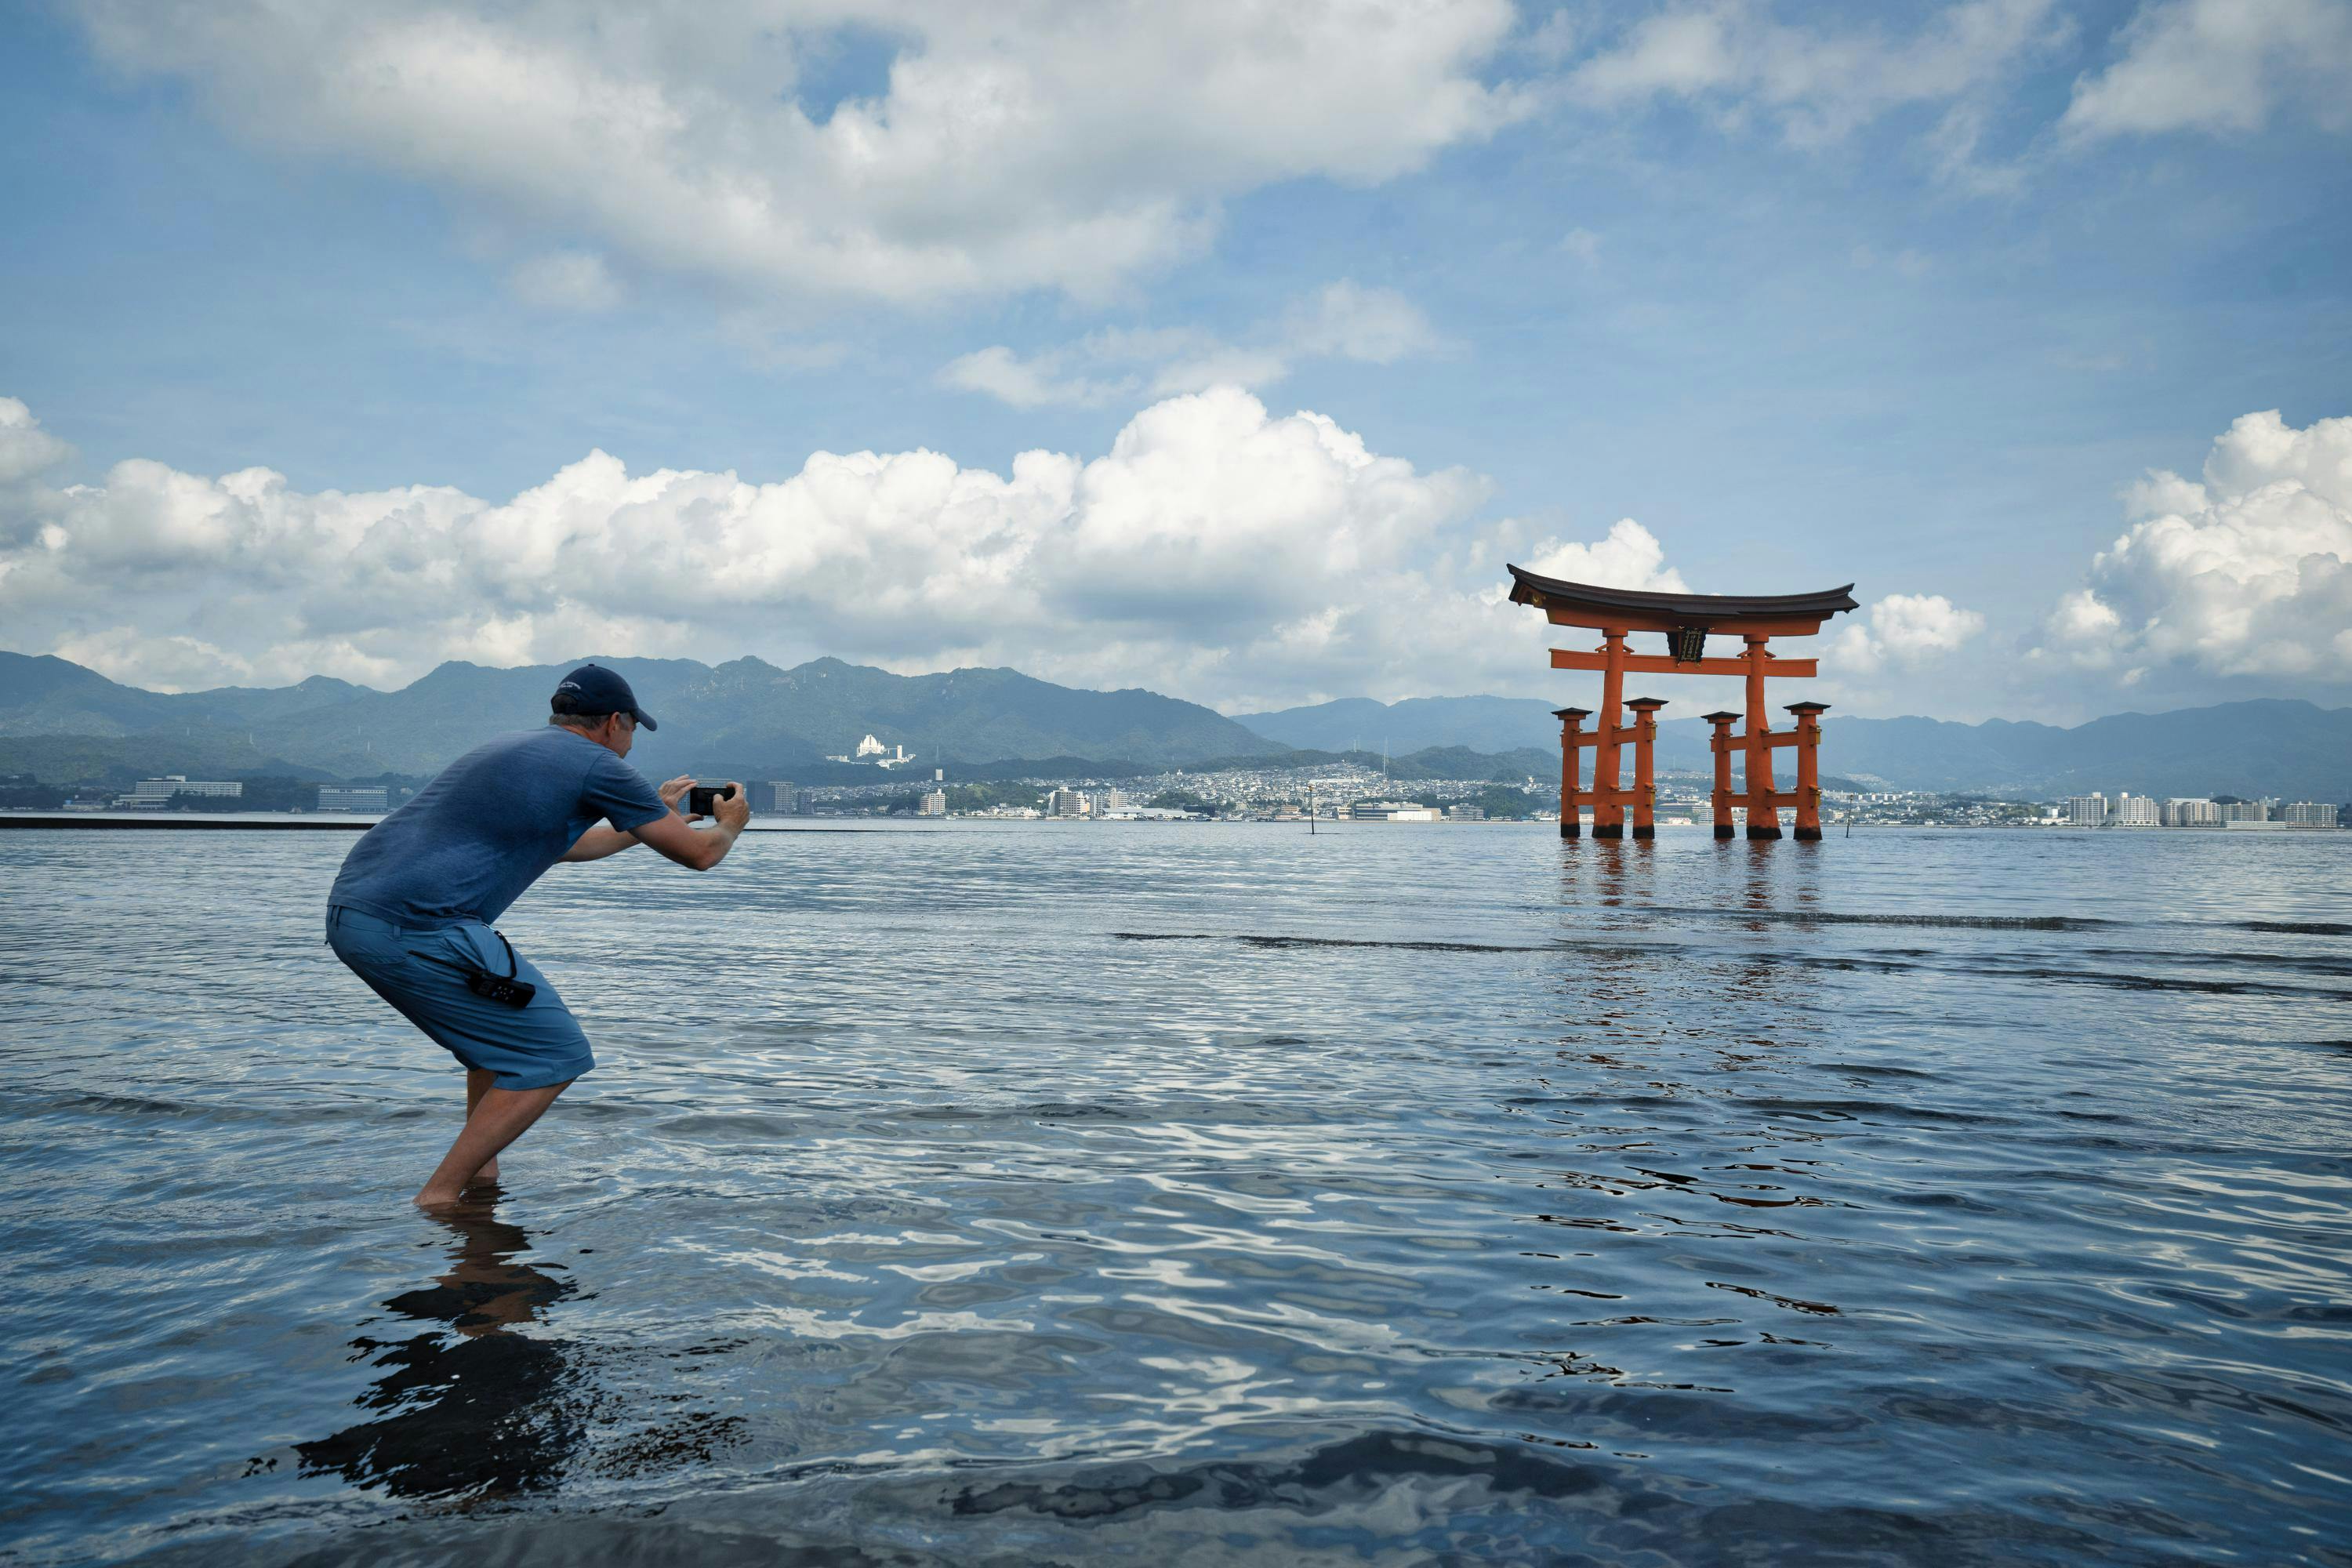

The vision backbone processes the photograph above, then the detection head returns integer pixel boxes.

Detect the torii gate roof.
[1506,565,1858,628]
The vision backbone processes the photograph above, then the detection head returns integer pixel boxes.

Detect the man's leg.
[416,1080,572,1210]
[464,1069,500,1186]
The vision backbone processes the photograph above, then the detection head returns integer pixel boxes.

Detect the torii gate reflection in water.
[1506,568,1859,841]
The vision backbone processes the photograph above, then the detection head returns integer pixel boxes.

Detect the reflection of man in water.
[297,1208,581,1500]
[325,663,751,1209]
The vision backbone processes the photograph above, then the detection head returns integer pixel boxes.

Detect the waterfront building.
[2162,798,2221,828]
[764,780,797,814]
[2284,801,2341,828]
[1046,787,1088,818]
[1353,800,1440,822]
[1447,804,1486,821]
[317,786,389,812]
[2063,793,2106,826]
[2111,793,2160,826]
[2216,798,2272,822]
[122,775,241,808]
[1103,788,1129,812]
[918,790,946,817]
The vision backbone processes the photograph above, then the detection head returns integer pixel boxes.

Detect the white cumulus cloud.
[49,628,255,694]
[1831,593,1987,673]
[1519,518,1690,594]
[0,398,74,485]
[2,386,1675,710]
[2061,0,2352,140]
[71,0,1530,304]
[940,280,1442,409]
[2041,408,2352,680]
[936,346,1125,410]
[1565,0,2067,150]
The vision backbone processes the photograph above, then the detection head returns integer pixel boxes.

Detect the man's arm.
[561,824,643,862]
[561,775,692,863]
[631,780,752,872]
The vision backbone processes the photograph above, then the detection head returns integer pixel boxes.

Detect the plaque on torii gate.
[1507,567,1858,841]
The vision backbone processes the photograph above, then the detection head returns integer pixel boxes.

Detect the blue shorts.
[327,906,594,1091]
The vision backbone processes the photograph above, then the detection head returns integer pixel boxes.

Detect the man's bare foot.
[412,1185,469,1211]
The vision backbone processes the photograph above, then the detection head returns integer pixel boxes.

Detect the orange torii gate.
[1507,568,1858,841]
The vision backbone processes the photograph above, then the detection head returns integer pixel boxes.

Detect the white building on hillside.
[826,735,914,767]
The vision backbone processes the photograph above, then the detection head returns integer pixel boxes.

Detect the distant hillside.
[1236,694,1560,755]
[0,653,372,738]
[3,650,2345,799]
[1810,699,2352,800]
[0,651,1288,780]
[1239,691,2352,800]
[0,733,341,788]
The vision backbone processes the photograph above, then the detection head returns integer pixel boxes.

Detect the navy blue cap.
[554,663,657,731]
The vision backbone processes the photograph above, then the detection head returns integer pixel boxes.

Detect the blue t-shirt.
[328,727,669,928]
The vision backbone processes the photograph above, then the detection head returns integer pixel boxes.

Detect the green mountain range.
[0,651,1287,781]
[2,649,2346,800]
[1232,693,2352,800]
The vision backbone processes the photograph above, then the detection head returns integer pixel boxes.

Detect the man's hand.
[655,775,695,818]
[631,780,750,871]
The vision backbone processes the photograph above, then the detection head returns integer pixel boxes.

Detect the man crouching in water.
[325,663,751,1209]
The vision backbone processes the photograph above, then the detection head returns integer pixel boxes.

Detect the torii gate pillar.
[1552,706,1589,838]
[1702,711,1739,838]
[1626,698,1667,840]
[1742,634,1781,839]
[1786,701,1830,840]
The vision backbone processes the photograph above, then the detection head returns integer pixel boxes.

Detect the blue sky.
[2,1,2347,723]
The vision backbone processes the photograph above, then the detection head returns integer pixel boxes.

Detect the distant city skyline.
[1,2,2347,724]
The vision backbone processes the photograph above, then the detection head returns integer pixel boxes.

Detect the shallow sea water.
[1,822,2347,1566]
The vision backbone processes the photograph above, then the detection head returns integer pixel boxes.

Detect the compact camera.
[687,782,737,816]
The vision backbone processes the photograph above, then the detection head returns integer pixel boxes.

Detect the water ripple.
[1,824,2347,1565]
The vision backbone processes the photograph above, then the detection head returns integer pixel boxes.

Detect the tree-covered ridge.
[0,650,1285,779]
